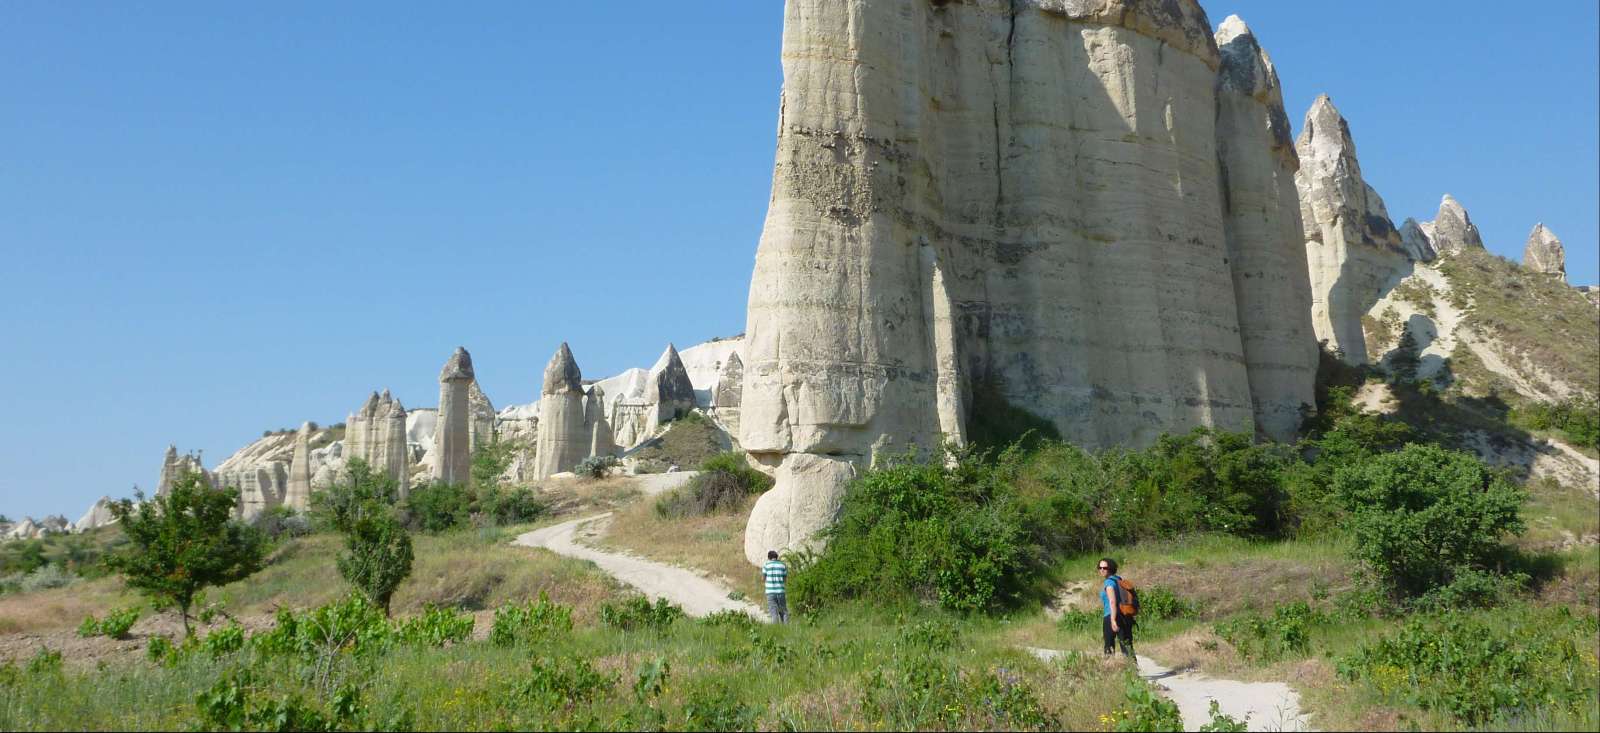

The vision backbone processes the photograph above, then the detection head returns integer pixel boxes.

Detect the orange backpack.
[1114,576,1140,617]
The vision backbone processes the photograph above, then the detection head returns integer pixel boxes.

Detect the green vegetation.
[1438,248,1600,396]
[654,452,773,519]
[1510,398,1600,449]
[104,473,267,635]
[629,411,730,472]
[336,509,413,615]
[76,606,140,640]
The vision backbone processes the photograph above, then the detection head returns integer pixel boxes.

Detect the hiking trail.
[1027,647,1313,732]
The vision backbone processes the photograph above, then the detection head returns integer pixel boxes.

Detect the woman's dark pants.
[1102,614,1135,658]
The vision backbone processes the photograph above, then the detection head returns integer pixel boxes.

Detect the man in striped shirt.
[761,550,788,624]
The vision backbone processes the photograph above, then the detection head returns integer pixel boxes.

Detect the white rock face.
[73,496,118,532]
[741,0,1315,563]
[1214,16,1319,441]
[534,343,590,479]
[1295,94,1411,365]
[467,380,497,452]
[433,347,475,487]
[1398,218,1437,263]
[1523,223,1566,280]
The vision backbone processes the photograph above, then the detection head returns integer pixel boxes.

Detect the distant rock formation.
[345,392,380,465]
[742,1,1319,563]
[584,384,618,459]
[433,347,475,487]
[156,444,211,496]
[649,344,697,430]
[1397,219,1438,263]
[534,343,589,478]
[1523,224,1566,281]
[1425,194,1485,254]
[1296,94,1411,365]
[283,423,313,512]
[710,352,744,437]
[378,400,410,496]
[467,380,497,452]
[73,496,117,532]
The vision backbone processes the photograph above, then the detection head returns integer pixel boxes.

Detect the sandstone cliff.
[740,0,1321,562]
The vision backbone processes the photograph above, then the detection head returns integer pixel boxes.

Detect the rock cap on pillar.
[1523,223,1566,280]
[543,343,582,396]
[440,346,475,383]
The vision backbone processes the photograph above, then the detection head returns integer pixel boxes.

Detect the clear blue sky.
[2,1,1595,520]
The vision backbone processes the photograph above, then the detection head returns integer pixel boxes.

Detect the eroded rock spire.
[433,347,475,486]
[534,343,589,478]
[1523,223,1566,280]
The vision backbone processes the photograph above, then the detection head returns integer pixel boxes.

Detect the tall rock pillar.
[380,400,410,497]
[1214,16,1318,441]
[534,343,589,479]
[433,347,475,486]
[1295,95,1409,364]
[284,422,314,511]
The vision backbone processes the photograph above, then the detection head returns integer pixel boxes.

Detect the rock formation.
[1523,223,1566,280]
[156,444,213,496]
[378,399,410,496]
[584,385,618,459]
[741,1,1319,562]
[433,347,475,486]
[73,496,117,532]
[1214,16,1319,441]
[649,344,698,430]
[345,392,380,464]
[283,423,314,512]
[711,352,744,436]
[534,343,589,478]
[467,379,497,452]
[1397,218,1437,263]
[1296,94,1410,365]
[1425,194,1484,254]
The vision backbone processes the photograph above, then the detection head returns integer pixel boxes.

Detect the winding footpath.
[1027,647,1312,732]
[512,473,1311,731]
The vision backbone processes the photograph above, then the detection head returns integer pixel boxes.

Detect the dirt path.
[1027,647,1312,732]
[512,511,763,619]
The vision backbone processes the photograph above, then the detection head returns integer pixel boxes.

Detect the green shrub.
[1338,606,1600,725]
[682,679,761,732]
[697,610,759,631]
[17,564,74,593]
[1137,586,1197,621]
[78,606,140,639]
[1114,675,1183,732]
[1198,700,1248,732]
[24,648,62,676]
[1333,444,1525,599]
[1214,601,1322,661]
[898,618,960,652]
[476,486,546,526]
[489,593,574,646]
[1056,609,1100,632]
[403,481,473,533]
[1510,398,1600,447]
[653,452,772,519]
[514,656,616,711]
[396,604,474,647]
[576,455,619,479]
[336,509,413,615]
[790,447,1043,614]
[253,505,311,539]
[200,624,246,658]
[599,596,684,631]
[146,635,176,665]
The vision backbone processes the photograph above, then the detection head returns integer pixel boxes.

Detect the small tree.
[310,458,399,533]
[1388,329,1421,384]
[104,473,266,635]
[470,440,513,492]
[335,508,413,615]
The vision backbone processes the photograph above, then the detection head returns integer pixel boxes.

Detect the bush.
[1137,586,1198,621]
[514,656,616,711]
[1214,602,1322,661]
[1511,398,1600,448]
[17,564,74,593]
[1338,606,1599,725]
[682,679,761,732]
[253,505,311,540]
[77,606,140,640]
[104,473,266,635]
[476,486,546,526]
[1333,444,1525,599]
[396,604,474,647]
[489,594,573,646]
[790,447,1043,614]
[1112,675,1183,732]
[599,596,684,631]
[336,509,413,615]
[403,481,473,533]
[200,624,246,658]
[653,452,772,519]
[576,455,619,479]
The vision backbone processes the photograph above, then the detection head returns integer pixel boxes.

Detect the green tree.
[104,473,266,635]
[469,439,513,492]
[1333,444,1524,599]
[310,458,399,533]
[1388,329,1421,384]
[335,509,413,615]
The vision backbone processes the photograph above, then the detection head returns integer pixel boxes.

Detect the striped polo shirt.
[762,560,787,596]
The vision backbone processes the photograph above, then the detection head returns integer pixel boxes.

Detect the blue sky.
[2,1,1595,520]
